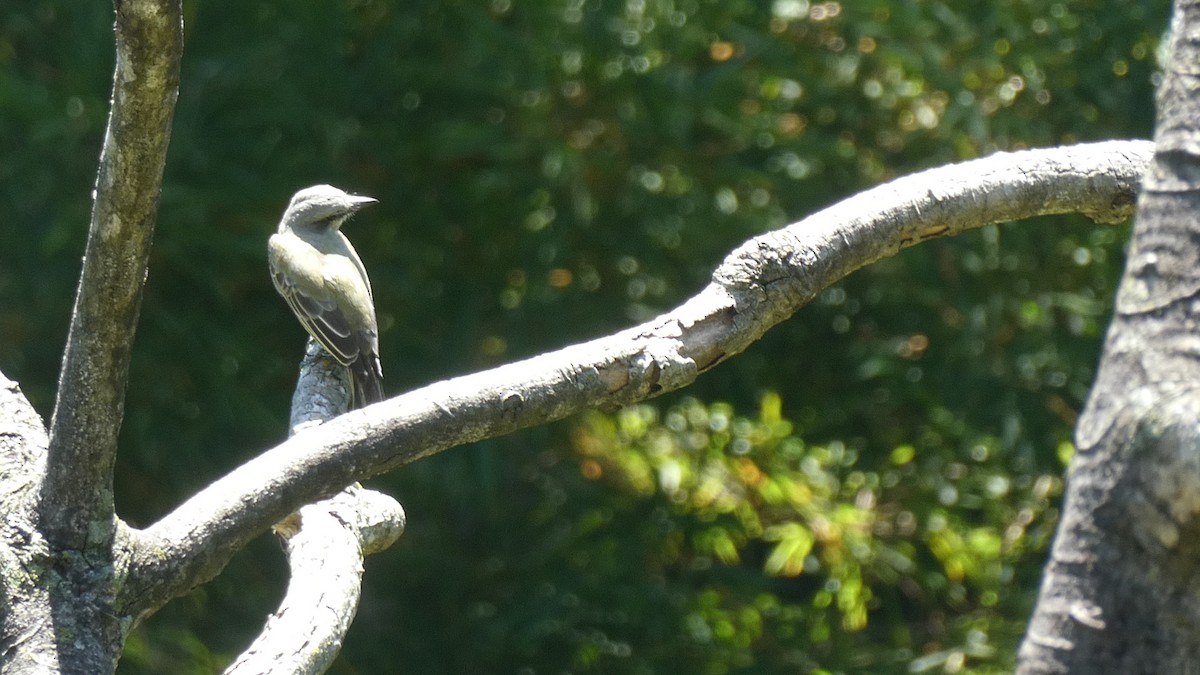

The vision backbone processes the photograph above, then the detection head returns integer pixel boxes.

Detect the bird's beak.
[347,195,379,211]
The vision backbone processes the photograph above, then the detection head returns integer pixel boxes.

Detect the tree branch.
[225,342,405,675]
[224,485,405,675]
[40,0,183,549]
[123,139,1153,617]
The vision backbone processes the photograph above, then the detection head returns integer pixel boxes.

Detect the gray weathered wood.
[1018,2,1200,672]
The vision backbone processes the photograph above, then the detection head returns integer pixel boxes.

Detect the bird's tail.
[350,352,385,408]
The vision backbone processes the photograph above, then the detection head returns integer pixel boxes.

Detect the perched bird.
[268,184,384,407]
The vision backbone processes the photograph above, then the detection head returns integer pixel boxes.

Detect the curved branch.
[41,0,182,549]
[125,139,1153,616]
[225,342,405,675]
[224,485,405,675]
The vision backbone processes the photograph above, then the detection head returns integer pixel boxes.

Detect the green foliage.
[0,0,1169,672]
[566,394,1061,671]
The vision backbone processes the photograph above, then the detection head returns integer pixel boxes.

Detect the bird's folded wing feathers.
[271,267,361,366]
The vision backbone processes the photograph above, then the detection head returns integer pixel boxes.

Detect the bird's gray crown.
[281,184,377,231]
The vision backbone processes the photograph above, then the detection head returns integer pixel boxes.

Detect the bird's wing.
[269,235,362,366]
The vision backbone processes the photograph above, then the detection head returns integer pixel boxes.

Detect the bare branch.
[124,140,1153,617]
[225,342,405,675]
[41,0,183,549]
[224,485,405,675]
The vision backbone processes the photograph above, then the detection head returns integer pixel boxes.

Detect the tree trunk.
[1019,1,1200,672]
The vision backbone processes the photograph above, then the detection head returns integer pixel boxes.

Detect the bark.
[41,0,182,549]
[1019,2,1200,673]
[0,372,52,672]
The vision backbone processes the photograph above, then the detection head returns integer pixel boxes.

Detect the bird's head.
[280,184,378,232]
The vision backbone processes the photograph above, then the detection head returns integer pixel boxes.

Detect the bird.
[268,184,384,408]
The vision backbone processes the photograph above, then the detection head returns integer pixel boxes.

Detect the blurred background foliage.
[0,0,1166,672]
